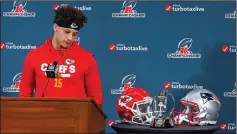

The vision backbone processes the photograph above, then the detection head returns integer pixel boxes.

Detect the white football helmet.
[173,89,221,126]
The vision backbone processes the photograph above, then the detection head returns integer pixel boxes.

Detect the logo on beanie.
[70,23,78,29]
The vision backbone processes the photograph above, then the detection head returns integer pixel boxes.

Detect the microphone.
[42,61,58,97]
[46,61,58,78]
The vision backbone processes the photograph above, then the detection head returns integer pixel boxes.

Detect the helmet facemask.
[173,99,201,126]
[131,97,154,125]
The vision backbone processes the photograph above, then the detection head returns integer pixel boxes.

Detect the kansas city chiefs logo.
[118,95,133,107]
[65,59,75,65]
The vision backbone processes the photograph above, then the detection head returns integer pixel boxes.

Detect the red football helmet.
[116,87,154,125]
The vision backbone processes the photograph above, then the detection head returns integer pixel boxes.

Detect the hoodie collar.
[45,37,78,53]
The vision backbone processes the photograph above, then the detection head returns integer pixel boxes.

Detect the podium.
[1,97,107,133]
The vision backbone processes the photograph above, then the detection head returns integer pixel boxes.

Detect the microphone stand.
[42,61,58,97]
[42,77,50,97]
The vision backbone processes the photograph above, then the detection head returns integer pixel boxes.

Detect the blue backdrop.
[1,1,236,133]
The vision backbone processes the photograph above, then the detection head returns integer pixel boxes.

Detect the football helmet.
[173,89,221,126]
[116,87,154,125]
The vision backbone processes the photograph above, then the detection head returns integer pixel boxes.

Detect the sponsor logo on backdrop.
[1,42,36,50]
[53,3,92,11]
[222,45,236,53]
[75,36,80,44]
[165,4,205,12]
[220,123,236,131]
[225,10,236,19]
[3,1,36,17]
[111,74,136,94]
[224,82,236,97]
[2,73,22,92]
[109,43,148,52]
[164,81,204,90]
[112,1,145,18]
[167,38,201,59]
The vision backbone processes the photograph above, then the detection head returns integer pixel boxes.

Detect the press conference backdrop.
[1,1,236,133]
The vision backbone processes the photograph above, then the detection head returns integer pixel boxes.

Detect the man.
[19,5,103,108]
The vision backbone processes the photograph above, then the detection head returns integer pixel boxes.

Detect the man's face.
[54,24,78,49]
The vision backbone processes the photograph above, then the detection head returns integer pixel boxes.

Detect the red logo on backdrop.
[123,5,133,13]
[2,73,22,92]
[1,42,6,49]
[220,123,228,130]
[53,3,60,10]
[164,82,171,89]
[165,4,172,12]
[179,47,189,54]
[112,1,145,18]
[167,38,201,59]
[222,45,229,52]
[109,44,116,51]
[11,73,22,88]
[176,38,192,55]
[3,1,36,17]
[121,1,137,13]
[111,74,137,94]
[108,120,114,126]
[121,74,136,90]
[123,82,132,90]
[11,1,27,13]
[13,80,21,88]
[15,5,23,12]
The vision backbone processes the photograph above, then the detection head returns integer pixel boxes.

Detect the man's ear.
[53,23,58,32]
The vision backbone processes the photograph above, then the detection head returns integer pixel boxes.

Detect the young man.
[19,5,103,108]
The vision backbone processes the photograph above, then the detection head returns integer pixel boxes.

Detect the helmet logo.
[200,93,220,104]
[118,95,132,107]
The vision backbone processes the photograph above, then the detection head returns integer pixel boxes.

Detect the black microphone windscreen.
[53,61,58,65]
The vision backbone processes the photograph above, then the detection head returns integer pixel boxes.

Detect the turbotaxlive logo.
[109,44,148,52]
[222,45,236,53]
[3,1,36,17]
[54,3,92,11]
[167,38,201,58]
[1,42,36,50]
[164,81,204,90]
[2,73,22,92]
[112,1,145,18]
[165,4,204,12]
[224,82,236,97]
[220,123,236,131]
[111,74,136,94]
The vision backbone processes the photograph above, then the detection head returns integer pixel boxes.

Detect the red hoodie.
[19,38,103,108]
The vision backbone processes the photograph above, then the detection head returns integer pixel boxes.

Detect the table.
[111,123,220,134]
